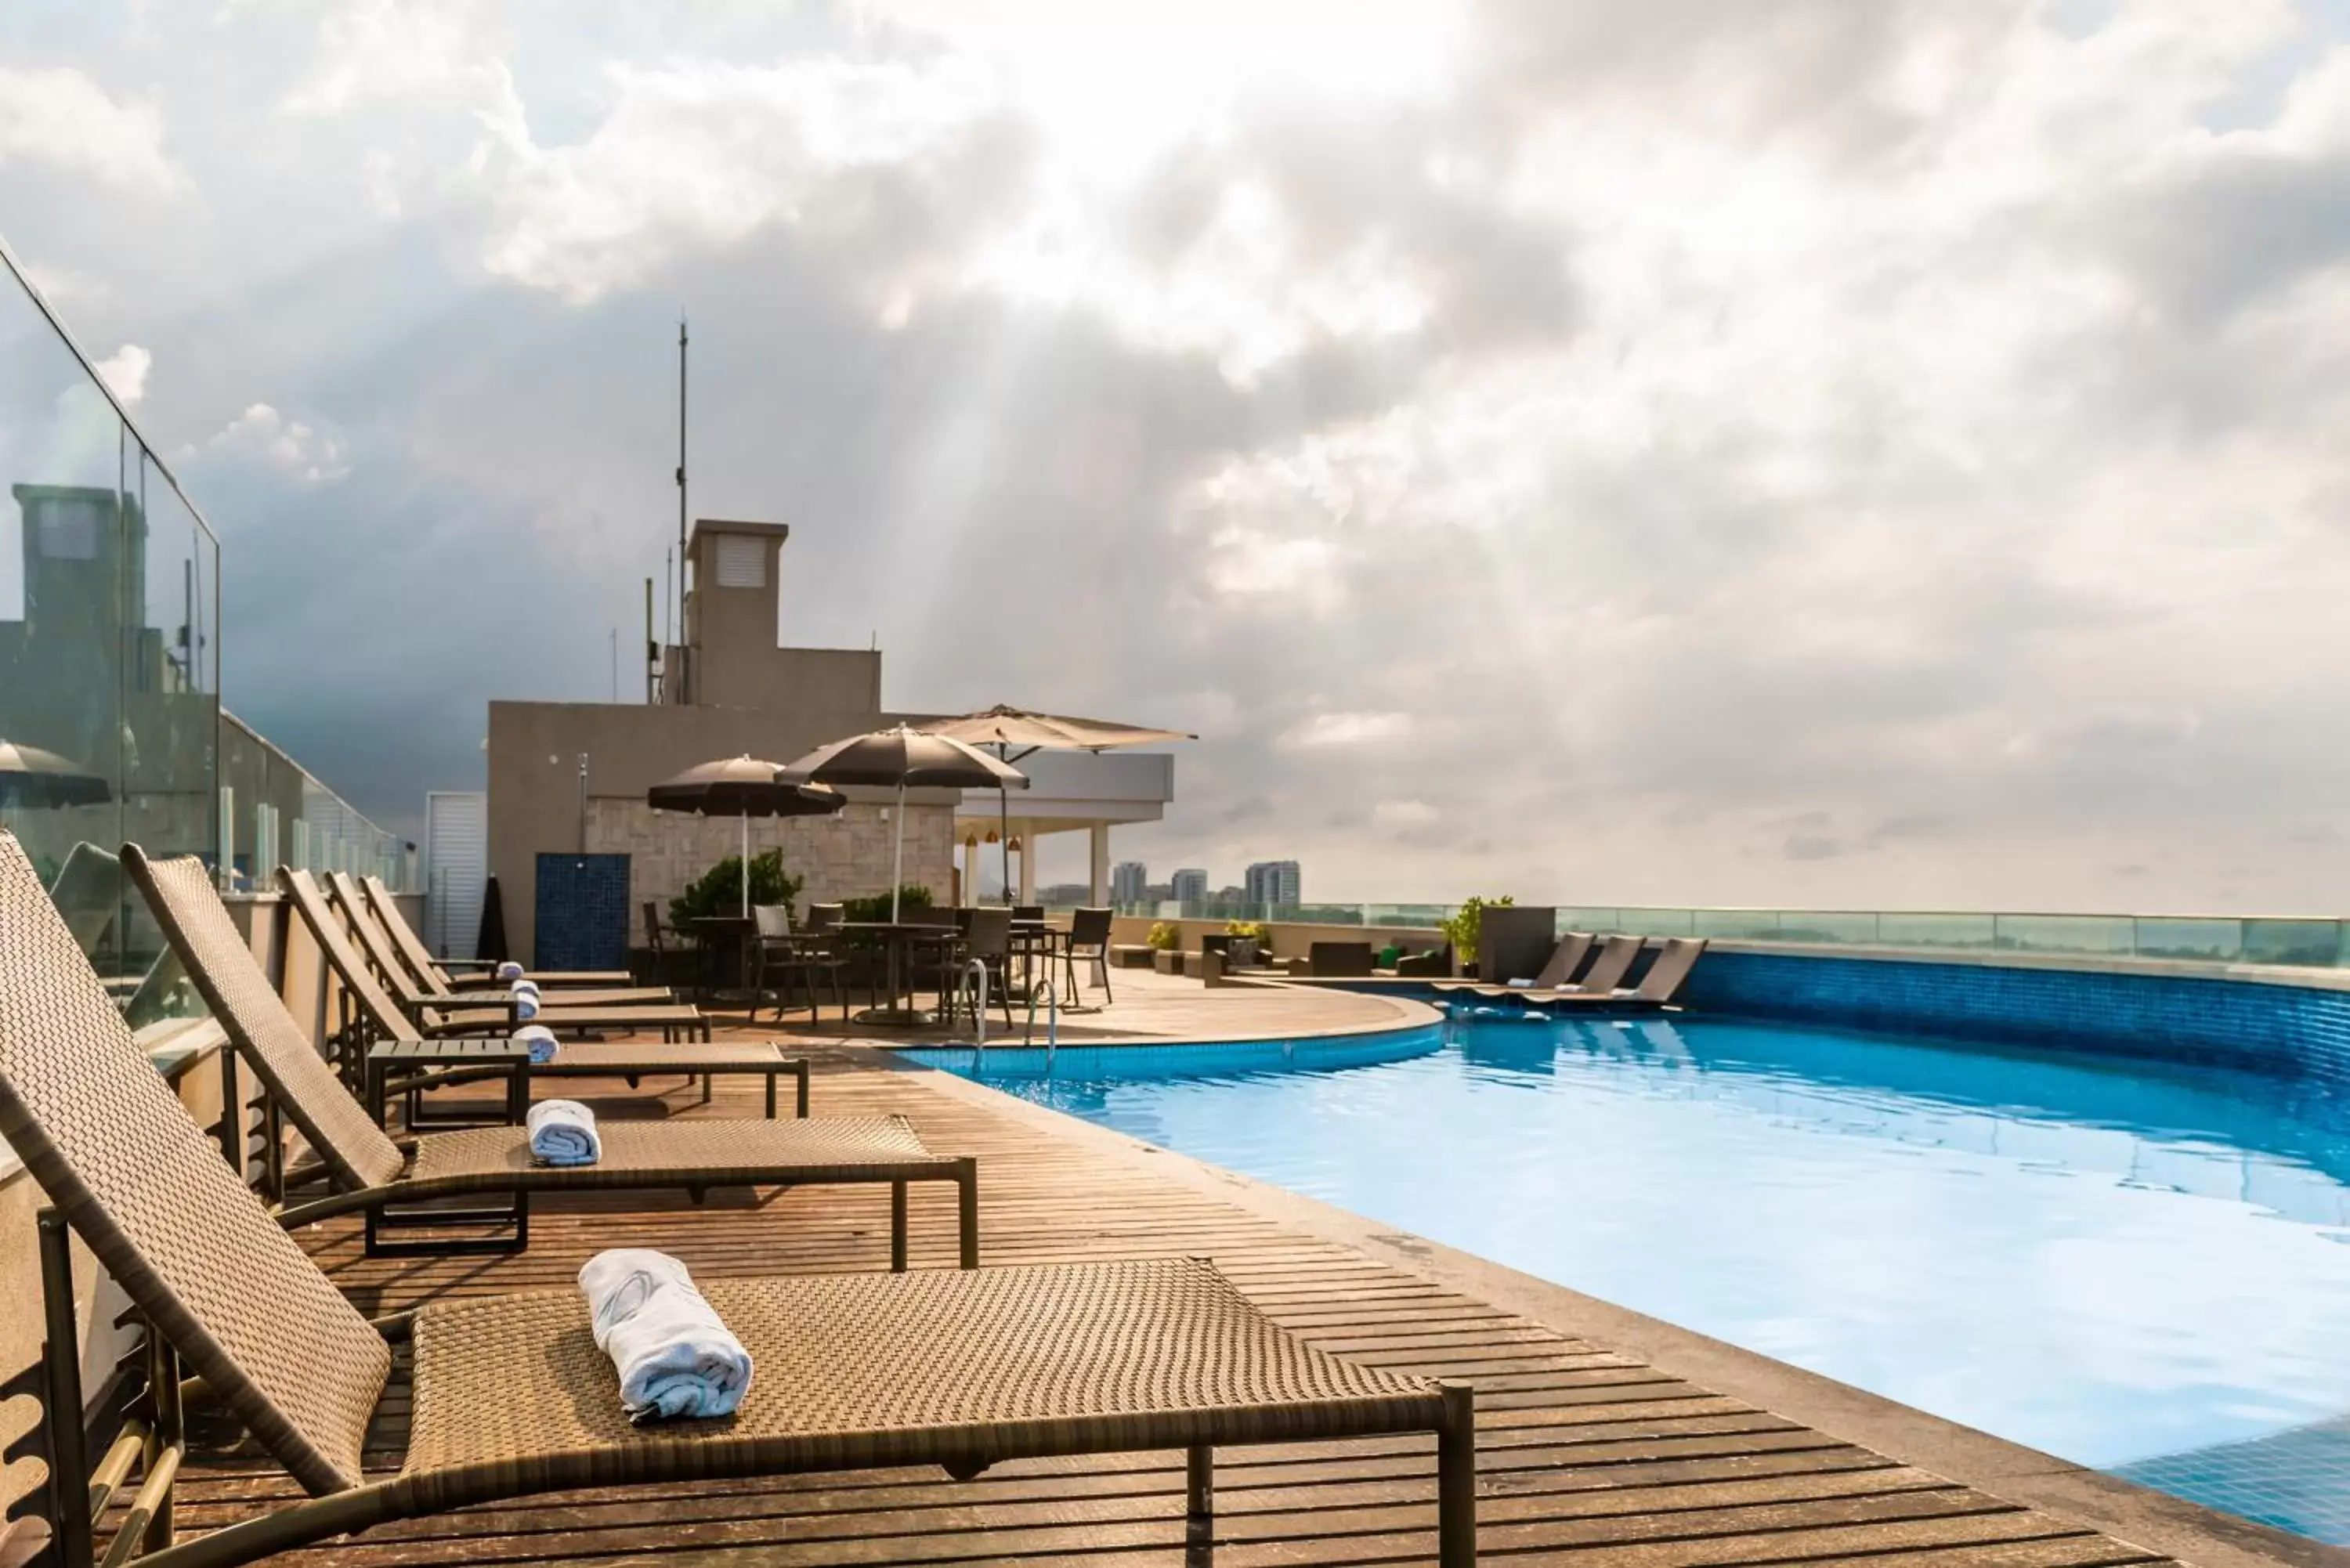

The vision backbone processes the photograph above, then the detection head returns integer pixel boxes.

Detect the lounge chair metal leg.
[1185,1444,1213,1565]
[1437,1381,1477,1566]
[38,1208,95,1568]
[890,1181,908,1271]
[956,1157,979,1269]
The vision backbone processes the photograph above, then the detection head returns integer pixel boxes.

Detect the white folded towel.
[495,960,525,981]
[579,1249,753,1423]
[1506,977,1533,988]
[512,1024,559,1064]
[511,978,540,1021]
[527,1098,599,1165]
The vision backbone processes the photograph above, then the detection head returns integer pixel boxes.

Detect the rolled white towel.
[1506,977,1533,988]
[526,1098,599,1165]
[579,1249,753,1423]
[512,1024,559,1064]
[495,960,525,981]
[511,978,541,1021]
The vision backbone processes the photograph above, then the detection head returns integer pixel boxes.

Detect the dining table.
[689,913,757,999]
[836,919,963,1026]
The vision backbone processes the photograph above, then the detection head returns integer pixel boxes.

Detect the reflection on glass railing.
[1082,898,2350,970]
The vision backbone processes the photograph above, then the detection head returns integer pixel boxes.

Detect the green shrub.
[1439,895,1513,967]
[1147,920,1180,950]
[839,884,935,924]
[668,849,804,930]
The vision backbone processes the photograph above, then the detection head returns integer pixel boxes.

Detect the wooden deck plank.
[157,1043,2188,1568]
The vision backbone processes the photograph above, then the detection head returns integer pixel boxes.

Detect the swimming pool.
[908,1013,2350,1545]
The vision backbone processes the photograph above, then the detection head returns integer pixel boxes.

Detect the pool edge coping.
[898,1049,2350,1568]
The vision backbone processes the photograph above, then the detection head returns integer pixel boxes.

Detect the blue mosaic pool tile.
[1679,950,2350,1085]
[2116,1417,2350,1545]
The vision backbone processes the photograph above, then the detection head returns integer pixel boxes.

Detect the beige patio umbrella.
[924,705,1195,905]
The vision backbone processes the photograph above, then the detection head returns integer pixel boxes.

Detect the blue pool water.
[909,1015,2350,1543]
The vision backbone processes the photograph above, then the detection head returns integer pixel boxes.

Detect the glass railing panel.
[1773,911,1880,944]
[0,269,134,985]
[1994,913,2135,954]
[1555,907,1622,934]
[1692,909,1780,939]
[2131,917,2242,963]
[1614,906,1699,937]
[1875,912,1998,948]
[2239,919,2340,968]
[1365,902,1451,928]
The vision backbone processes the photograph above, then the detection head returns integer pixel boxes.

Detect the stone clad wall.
[586,798,955,939]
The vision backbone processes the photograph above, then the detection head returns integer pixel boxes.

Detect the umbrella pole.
[740,811,750,917]
[890,779,906,924]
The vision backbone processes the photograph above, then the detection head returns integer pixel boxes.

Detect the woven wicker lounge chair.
[121,845,974,1259]
[327,869,679,1014]
[274,869,710,1041]
[0,833,1475,1568]
[360,872,632,987]
[1442,931,1592,995]
[1475,932,1641,1000]
[1533,936,1708,1010]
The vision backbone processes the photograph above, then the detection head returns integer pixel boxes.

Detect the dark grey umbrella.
[781,726,1026,922]
[646,755,844,916]
[0,740,110,810]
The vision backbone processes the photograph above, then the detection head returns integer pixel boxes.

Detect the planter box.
[1111,945,1156,970]
[1152,948,1184,974]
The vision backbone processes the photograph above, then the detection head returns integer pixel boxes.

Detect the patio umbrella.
[781,725,1026,923]
[926,705,1194,905]
[0,740,110,810]
[646,755,845,916]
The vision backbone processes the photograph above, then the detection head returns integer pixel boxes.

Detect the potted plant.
[1439,894,1513,979]
[1147,920,1183,974]
[1223,919,1267,968]
[668,848,804,930]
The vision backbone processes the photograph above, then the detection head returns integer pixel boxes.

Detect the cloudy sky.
[6,0,2350,911]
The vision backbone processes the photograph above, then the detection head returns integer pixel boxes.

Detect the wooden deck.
[152,1021,2221,1568]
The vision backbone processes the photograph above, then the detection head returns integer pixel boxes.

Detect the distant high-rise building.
[1111,860,1148,905]
[1170,868,1209,905]
[1244,860,1301,908]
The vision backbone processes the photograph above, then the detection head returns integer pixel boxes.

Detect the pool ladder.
[1024,978,1059,1060]
[953,959,989,1056]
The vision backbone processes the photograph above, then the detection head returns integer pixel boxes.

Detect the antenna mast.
[675,315,689,705]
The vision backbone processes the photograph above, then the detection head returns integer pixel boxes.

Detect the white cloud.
[197,403,350,484]
[280,0,501,115]
[90,344,150,406]
[1285,711,1413,749]
[0,66,181,191]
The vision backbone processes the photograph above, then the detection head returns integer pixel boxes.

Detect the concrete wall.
[587,798,953,940]
[488,699,942,963]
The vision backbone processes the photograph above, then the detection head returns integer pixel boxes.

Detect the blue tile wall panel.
[533,852,631,973]
[1679,950,2350,1083]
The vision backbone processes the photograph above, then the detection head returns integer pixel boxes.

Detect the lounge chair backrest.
[46,840,126,956]
[278,870,429,1049]
[753,903,792,938]
[1068,907,1112,948]
[1531,932,1593,988]
[128,849,407,1191]
[1573,934,1643,995]
[360,873,450,993]
[1633,937,1707,1003]
[964,905,1012,961]
[0,833,389,1495]
[327,872,436,1006]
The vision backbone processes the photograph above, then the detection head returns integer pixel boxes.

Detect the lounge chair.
[1444,931,1592,995]
[0,831,1476,1568]
[361,871,633,987]
[1534,936,1707,1010]
[329,870,676,1011]
[278,870,710,1042]
[122,844,973,1259]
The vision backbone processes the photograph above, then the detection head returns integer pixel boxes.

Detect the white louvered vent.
[714,534,767,588]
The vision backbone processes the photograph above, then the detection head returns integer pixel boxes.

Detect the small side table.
[367,1039,531,1129]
